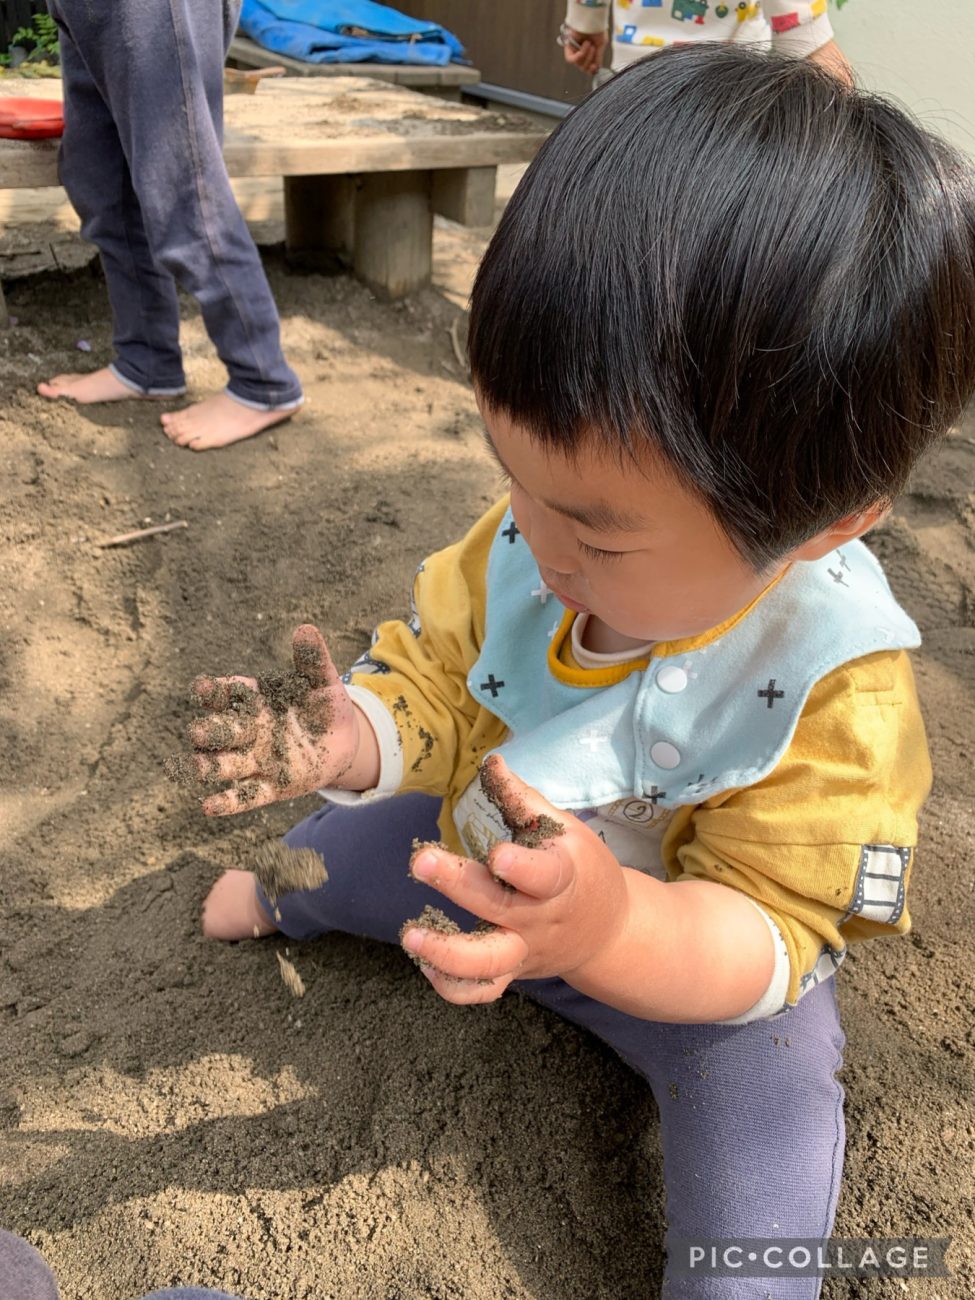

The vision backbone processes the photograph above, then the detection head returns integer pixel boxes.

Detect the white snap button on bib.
[656,666,688,694]
[650,741,681,770]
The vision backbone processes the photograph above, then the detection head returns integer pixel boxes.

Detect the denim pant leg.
[51,0,302,409]
[270,797,845,1300]
[50,7,186,395]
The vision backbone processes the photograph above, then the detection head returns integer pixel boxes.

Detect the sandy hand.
[561,26,607,76]
[402,756,629,1005]
[187,625,360,816]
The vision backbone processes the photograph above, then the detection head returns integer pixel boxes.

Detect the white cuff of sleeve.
[317,685,404,806]
[565,1,611,36]
[716,900,792,1025]
[771,12,834,59]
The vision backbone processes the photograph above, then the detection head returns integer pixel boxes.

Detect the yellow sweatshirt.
[346,500,931,1009]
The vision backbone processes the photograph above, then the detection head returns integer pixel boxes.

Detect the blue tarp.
[239,0,466,67]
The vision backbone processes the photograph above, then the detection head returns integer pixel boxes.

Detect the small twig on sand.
[96,520,188,549]
[448,316,468,373]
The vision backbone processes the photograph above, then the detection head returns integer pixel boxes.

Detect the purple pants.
[0,1228,240,1300]
[265,794,847,1299]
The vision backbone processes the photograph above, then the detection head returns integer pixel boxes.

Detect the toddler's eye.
[579,540,623,562]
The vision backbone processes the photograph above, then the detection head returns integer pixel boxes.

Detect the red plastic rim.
[0,97,64,139]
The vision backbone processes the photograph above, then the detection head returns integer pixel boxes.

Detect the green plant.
[3,12,60,65]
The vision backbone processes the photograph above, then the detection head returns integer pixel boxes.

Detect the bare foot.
[160,392,299,451]
[37,367,166,404]
[202,869,279,941]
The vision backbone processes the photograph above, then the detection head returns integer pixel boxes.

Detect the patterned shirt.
[565,0,835,69]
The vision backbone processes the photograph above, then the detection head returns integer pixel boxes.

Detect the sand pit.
[1,194,973,1299]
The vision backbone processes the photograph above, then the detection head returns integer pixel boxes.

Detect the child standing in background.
[37,0,303,451]
[187,48,975,1297]
[560,0,850,81]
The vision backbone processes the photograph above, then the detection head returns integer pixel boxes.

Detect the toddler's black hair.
[468,46,975,568]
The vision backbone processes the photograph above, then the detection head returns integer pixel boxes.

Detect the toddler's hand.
[805,37,853,86]
[560,25,608,76]
[401,756,629,1005]
[187,625,361,816]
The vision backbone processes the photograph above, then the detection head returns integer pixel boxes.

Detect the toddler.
[189,48,975,1297]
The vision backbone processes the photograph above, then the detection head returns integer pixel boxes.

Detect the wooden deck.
[0,78,547,304]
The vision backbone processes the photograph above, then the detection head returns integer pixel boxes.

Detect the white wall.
[831,0,975,157]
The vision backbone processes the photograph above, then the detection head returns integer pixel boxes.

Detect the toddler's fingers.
[488,840,570,901]
[194,749,259,786]
[418,964,512,1007]
[401,923,527,982]
[187,713,259,753]
[191,673,259,710]
[410,846,518,923]
[201,779,278,818]
[480,754,568,842]
[291,625,341,690]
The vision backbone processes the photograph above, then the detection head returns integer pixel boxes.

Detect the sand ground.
[0,174,973,1300]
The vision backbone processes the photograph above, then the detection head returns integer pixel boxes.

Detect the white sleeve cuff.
[317,685,404,806]
[771,12,834,58]
[565,0,611,35]
[716,900,792,1025]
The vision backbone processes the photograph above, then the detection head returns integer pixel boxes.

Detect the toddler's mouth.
[541,573,589,613]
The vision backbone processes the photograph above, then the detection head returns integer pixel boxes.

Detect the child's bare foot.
[160,392,299,452]
[202,869,279,941]
[37,367,165,404]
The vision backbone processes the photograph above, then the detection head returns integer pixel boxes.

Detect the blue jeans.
[47,0,302,408]
[269,794,848,1300]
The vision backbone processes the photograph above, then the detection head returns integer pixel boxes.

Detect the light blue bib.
[466,511,920,812]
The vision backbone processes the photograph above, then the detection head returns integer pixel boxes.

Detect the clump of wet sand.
[256,670,314,723]
[163,753,196,787]
[400,906,496,986]
[400,904,456,961]
[276,951,306,999]
[256,845,326,993]
[254,842,327,907]
[402,904,461,938]
[479,755,564,851]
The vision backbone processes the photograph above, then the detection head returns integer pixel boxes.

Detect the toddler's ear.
[789,502,891,562]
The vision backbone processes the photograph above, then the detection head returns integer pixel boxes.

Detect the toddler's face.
[482,406,784,644]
